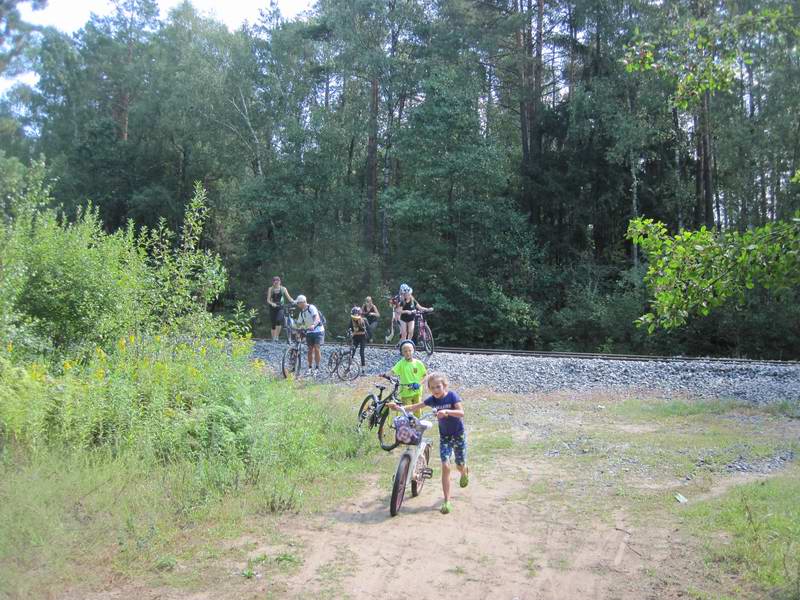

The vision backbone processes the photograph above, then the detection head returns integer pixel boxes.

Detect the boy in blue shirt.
[388,371,468,514]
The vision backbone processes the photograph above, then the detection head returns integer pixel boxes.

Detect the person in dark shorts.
[267,276,294,341]
[361,296,380,342]
[294,294,324,376]
[397,283,430,342]
[388,371,468,515]
[349,306,368,368]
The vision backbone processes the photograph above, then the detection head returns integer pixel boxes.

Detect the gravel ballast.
[252,341,800,405]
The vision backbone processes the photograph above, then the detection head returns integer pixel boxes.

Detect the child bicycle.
[387,404,436,517]
[357,375,420,451]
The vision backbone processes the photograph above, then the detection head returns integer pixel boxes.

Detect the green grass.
[613,397,748,419]
[682,468,800,599]
[0,343,377,599]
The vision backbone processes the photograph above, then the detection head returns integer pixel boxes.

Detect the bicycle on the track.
[411,308,434,357]
[327,332,360,381]
[357,375,419,451]
[281,325,307,379]
[387,404,436,517]
[281,303,300,343]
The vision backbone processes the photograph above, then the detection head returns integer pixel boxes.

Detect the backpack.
[302,305,326,328]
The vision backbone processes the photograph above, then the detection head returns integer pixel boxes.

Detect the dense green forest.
[2,0,799,358]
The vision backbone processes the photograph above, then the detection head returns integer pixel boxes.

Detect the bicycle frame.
[281,324,308,378]
[389,405,436,516]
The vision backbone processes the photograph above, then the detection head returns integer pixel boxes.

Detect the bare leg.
[273,325,282,341]
[313,345,322,368]
[441,461,451,502]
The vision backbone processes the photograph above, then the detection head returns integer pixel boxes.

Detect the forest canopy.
[1,0,799,359]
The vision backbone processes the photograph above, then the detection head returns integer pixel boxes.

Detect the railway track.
[252,339,799,367]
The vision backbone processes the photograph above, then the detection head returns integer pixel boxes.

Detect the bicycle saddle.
[376,384,387,391]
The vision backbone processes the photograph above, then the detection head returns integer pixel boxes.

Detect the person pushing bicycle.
[388,371,468,515]
[382,340,426,416]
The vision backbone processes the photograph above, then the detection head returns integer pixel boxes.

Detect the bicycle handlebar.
[380,374,420,389]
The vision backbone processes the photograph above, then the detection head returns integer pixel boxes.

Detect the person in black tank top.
[361,296,380,342]
[397,285,430,343]
[267,276,294,341]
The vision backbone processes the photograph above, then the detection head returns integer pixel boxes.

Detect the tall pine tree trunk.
[366,78,379,252]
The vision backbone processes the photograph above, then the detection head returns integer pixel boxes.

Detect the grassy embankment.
[0,336,378,598]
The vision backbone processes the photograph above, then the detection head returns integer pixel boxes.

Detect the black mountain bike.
[357,375,418,451]
[327,333,360,381]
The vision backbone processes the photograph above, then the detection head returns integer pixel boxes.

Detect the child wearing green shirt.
[384,340,427,415]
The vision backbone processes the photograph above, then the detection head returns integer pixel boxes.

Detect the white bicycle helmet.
[399,283,412,294]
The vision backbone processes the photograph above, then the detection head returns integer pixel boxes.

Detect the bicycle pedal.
[421,467,434,479]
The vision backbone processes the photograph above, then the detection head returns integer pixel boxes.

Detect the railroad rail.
[252,339,799,367]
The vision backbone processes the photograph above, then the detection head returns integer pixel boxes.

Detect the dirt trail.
[272,456,687,600]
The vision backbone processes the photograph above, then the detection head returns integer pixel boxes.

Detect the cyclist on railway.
[398,284,430,343]
[349,306,368,369]
[293,294,324,377]
[361,296,380,342]
[266,276,294,341]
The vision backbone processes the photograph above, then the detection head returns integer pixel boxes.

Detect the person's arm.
[415,297,430,311]
[282,287,294,304]
[370,306,380,318]
[387,400,425,412]
[267,289,277,308]
[437,401,465,419]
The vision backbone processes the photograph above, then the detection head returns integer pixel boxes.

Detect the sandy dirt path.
[270,454,693,600]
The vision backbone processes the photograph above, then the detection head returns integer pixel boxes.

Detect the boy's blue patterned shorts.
[439,433,467,465]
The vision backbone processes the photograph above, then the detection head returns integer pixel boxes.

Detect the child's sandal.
[459,468,469,488]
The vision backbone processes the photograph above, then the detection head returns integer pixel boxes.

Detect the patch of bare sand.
[264,457,706,600]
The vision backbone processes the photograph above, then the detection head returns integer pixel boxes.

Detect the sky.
[2,0,314,92]
[19,0,313,32]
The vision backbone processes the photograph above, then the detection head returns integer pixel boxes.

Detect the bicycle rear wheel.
[281,347,299,379]
[327,349,340,376]
[357,394,377,430]
[377,407,398,451]
[411,444,431,497]
[421,323,434,356]
[337,351,361,381]
[390,454,411,517]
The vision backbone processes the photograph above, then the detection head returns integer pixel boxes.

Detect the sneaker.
[305,369,313,378]
[459,468,469,488]
[440,500,452,515]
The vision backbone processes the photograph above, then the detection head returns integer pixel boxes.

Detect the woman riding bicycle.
[398,284,430,342]
[266,276,294,341]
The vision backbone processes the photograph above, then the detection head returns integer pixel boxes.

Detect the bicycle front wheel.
[390,454,411,517]
[357,394,377,430]
[421,323,434,356]
[377,407,398,451]
[281,347,299,379]
[411,444,432,497]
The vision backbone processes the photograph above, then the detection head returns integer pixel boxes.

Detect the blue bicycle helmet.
[398,340,415,353]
